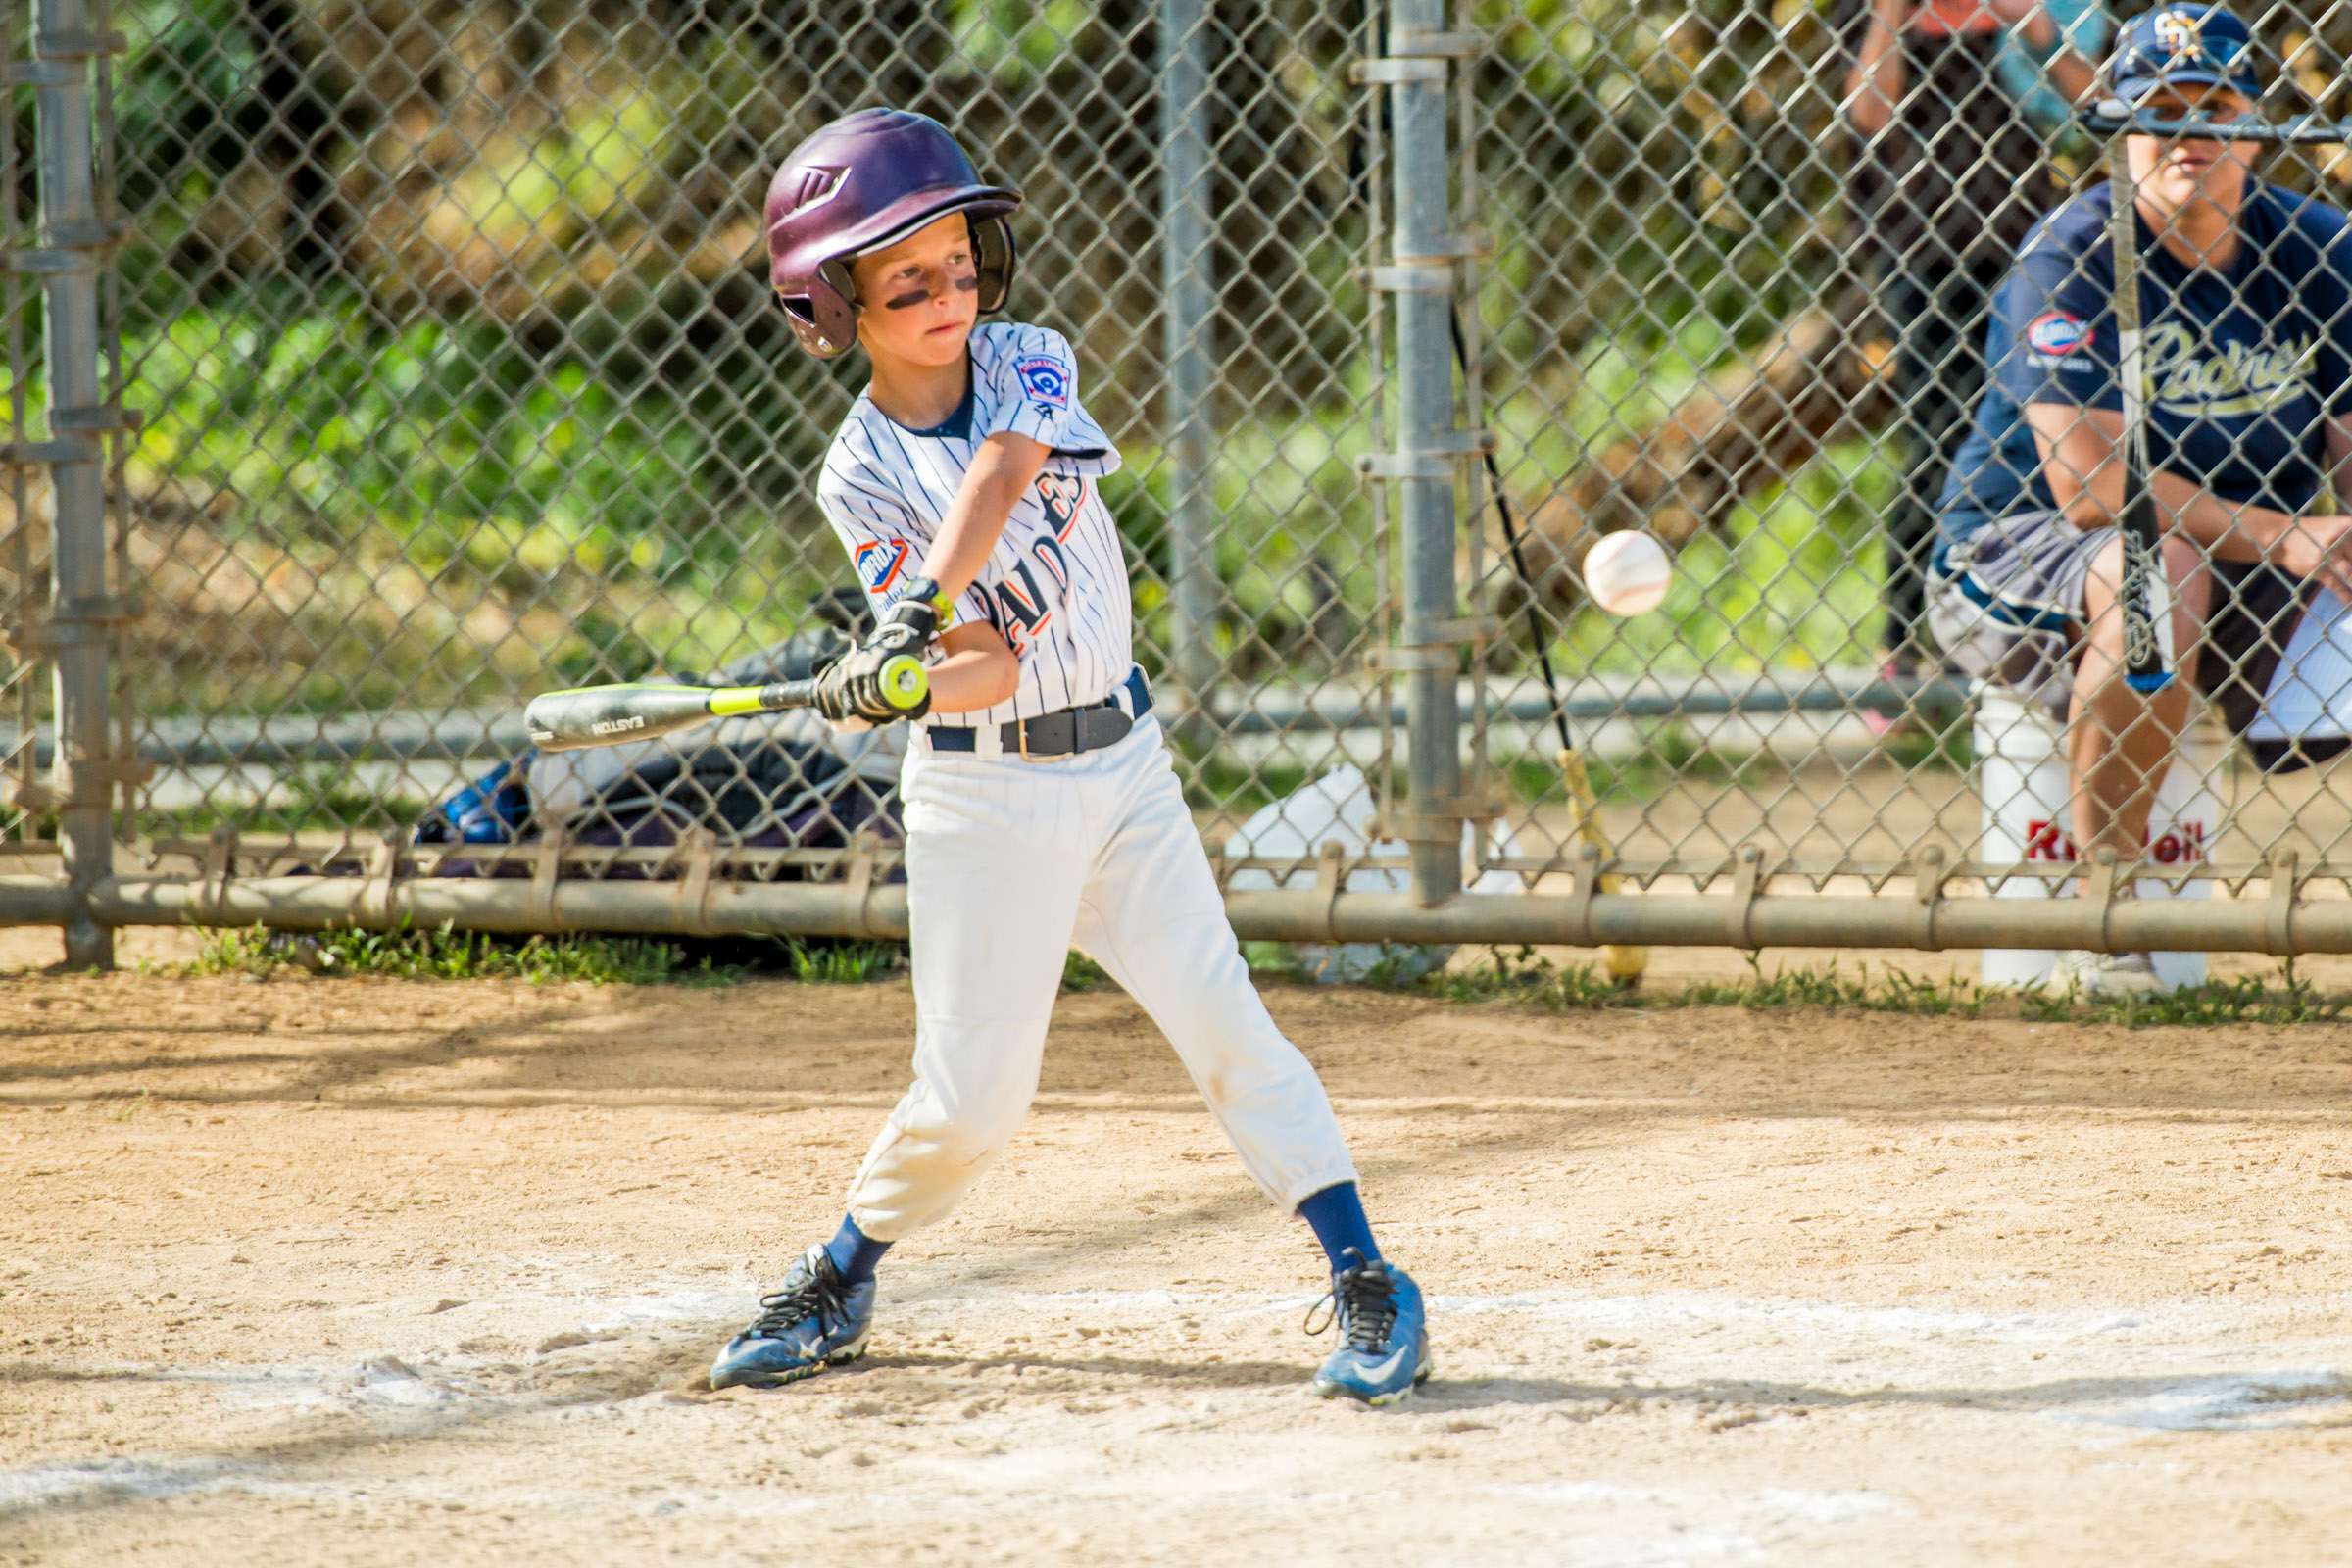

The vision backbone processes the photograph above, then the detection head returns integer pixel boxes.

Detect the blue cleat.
[709,1244,876,1391]
[1306,1249,1431,1406]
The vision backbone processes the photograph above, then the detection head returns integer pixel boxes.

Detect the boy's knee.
[924,1075,1036,1166]
[2158,536,2214,619]
[1197,1031,1326,1113]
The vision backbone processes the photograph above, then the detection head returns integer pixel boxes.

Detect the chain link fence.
[1450,0,2352,949]
[12,0,2352,964]
[18,0,1392,892]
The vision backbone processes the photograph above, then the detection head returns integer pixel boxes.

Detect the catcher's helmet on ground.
[764,109,1022,359]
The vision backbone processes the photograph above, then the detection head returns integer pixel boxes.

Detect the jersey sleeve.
[1991,234,2119,413]
[977,324,1085,448]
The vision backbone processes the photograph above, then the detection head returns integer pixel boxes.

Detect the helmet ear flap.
[813,259,858,336]
[972,214,1017,315]
[777,262,859,358]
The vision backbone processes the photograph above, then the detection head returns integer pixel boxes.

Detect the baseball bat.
[2105,127,2175,694]
[523,656,929,752]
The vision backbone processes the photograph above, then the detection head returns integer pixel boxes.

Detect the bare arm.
[2027,402,2297,556]
[1844,0,1910,137]
[914,431,1051,604]
[925,621,1020,714]
[2033,31,2098,108]
[2328,415,2352,514]
[1993,0,2097,108]
[2025,402,2352,594]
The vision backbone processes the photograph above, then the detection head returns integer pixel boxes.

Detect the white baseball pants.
[844,713,1359,1240]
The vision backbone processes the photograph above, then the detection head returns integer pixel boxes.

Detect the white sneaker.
[2055,950,2163,997]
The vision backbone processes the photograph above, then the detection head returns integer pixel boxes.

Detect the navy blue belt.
[928,667,1152,759]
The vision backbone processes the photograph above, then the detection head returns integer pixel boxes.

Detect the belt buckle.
[1016,715,1070,763]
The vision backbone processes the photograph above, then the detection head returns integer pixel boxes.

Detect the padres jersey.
[817,321,1133,730]
[1940,179,2352,543]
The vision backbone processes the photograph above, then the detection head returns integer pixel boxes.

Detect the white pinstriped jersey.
[817,321,1132,729]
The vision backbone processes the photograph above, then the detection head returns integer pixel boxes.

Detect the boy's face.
[851,214,979,368]
[2126,84,2257,220]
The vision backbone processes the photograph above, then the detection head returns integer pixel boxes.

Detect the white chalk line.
[2048,1367,2352,1432]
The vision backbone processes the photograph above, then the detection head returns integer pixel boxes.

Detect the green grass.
[1492,355,1903,681]
[1242,941,1307,980]
[2018,970,2351,1028]
[175,919,2352,1026]
[1381,947,2352,1029]
[190,922,740,985]
[1061,952,1113,993]
[186,923,920,986]
[767,936,904,984]
[184,926,1128,990]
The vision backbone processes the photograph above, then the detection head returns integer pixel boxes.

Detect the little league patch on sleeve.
[2027,310,2090,357]
[1014,354,1069,409]
[854,538,909,594]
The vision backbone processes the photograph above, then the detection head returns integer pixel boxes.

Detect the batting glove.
[811,643,932,732]
[872,576,953,655]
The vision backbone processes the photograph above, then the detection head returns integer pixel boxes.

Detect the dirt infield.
[4,930,2351,1565]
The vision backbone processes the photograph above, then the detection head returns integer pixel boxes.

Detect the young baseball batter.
[707,108,1431,1404]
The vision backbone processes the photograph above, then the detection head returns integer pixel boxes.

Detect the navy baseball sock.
[1297,1182,1380,1272]
[824,1214,891,1285]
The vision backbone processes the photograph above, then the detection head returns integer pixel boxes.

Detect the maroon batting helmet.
[764,109,1022,359]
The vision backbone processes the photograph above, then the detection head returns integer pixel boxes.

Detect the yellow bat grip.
[877,654,929,710]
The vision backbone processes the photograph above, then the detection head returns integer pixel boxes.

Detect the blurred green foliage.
[132,296,820,581]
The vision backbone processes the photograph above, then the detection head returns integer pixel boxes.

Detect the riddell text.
[2024,818,2209,865]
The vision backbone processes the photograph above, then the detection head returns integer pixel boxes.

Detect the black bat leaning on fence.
[2100,106,2177,694]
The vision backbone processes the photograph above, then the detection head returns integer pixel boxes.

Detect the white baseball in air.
[1581,530,1673,617]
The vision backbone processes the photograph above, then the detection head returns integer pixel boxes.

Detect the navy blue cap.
[2101,6,2266,113]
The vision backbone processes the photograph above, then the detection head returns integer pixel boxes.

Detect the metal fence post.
[1385,0,1462,906]
[1158,0,1217,722]
[28,0,117,968]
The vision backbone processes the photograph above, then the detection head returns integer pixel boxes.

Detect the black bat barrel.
[524,684,724,752]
